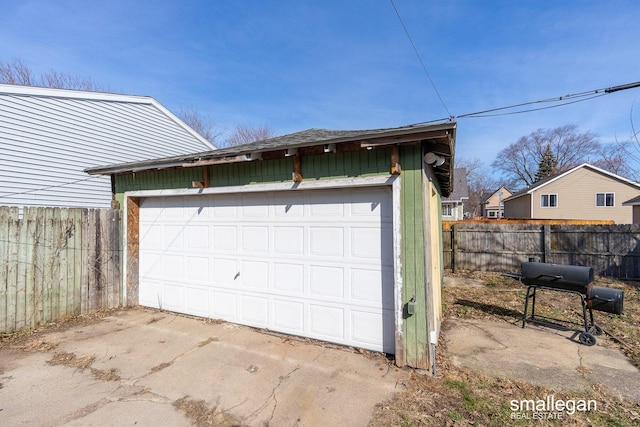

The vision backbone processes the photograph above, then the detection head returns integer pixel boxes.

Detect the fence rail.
[0,206,121,334]
[444,223,640,278]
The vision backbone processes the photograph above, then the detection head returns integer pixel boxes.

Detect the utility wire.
[390,0,452,119]
[460,94,607,118]
[412,81,640,124]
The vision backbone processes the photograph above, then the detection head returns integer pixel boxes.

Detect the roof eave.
[86,122,456,175]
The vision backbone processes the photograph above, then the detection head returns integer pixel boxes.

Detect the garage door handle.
[234,272,240,280]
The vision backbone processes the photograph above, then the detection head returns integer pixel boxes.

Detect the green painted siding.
[115,148,392,196]
[399,144,429,368]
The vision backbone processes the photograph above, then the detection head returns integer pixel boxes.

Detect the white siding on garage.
[0,84,213,209]
[138,187,395,353]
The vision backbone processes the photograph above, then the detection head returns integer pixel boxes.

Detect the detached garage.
[86,123,456,370]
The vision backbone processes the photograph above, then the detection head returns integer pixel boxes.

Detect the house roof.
[482,185,511,204]
[443,168,468,201]
[503,163,640,202]
[0,84,214,208]
[622,195,640,206]
[85,121,458,196]
[0,84,214,167]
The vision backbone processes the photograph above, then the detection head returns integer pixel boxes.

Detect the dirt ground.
[369,272,640,427]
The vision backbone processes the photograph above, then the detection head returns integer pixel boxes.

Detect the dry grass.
[369,272,640,426]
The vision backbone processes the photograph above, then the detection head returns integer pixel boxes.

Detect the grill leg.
[522,286,536,328]
[580,294,590,332]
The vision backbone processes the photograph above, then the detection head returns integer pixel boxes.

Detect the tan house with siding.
[482,186,511,218]
[503,163,640,224]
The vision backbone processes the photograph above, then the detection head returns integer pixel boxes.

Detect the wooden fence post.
[451,223,457,273]
[543,225,551,262]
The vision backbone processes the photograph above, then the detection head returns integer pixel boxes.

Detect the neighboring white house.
[0,84,213,209]
[441,168,469,220]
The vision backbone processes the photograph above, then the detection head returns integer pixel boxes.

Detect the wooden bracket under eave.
[192,166,211,188]
[292,154,303,182]
[391,145,401,175]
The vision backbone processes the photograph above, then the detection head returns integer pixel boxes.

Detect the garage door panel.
[241,260,269,289]
[185,286,209,316]
[164,225,185,248]
[273,299,304,331]
[139,280,161,308]
[351,268,383,304]
[273,263,304,294]
[162,255,184,279]
[240,295,269,326]
[351,227,382,259]
[310,198,344,217]
[211,201,237,217]
[187,225,209,249]
[212,258,238,285]
[242,226,269,252]
[273,195,304,217]
[139,187,395,354]
[309,265,344,298]
[140,252,163,278]
[241,194,270,217]
[186,256,209,282]
[213,226,237,251]
[310,305,344,339]
[310,227,344,256]
[212,291,237,319]
[351,311,384,345]
[274,226,304,254]
[140,224,162,248]
[162,284,183,311]
[352,309,396,353]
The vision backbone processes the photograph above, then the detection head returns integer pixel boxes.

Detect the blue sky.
[1,0,639,169]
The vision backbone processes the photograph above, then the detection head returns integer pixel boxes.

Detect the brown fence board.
[445,223,640,278]
[0,206,122,334]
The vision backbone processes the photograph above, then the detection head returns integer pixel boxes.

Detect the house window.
[596,192,614,207]
[541,194,557,208]
[442,203,453,216]
[488,211,495,217]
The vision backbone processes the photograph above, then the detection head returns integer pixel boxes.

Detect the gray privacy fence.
[444,223,640,278]
[0,206,121,334]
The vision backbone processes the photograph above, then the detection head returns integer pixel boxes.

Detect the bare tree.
[0,58,107,91]
[223,124,275,147]
[492,125,601,187]
[177,107,223,145]
[0,58,36,85]
[590,141,632,178]
[456,157,498,217]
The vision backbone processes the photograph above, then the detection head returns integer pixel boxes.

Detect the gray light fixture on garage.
[424,152,445,167]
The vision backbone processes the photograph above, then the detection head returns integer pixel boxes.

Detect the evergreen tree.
[535,144,558,182]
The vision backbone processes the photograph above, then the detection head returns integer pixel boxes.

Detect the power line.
[412,81,640,124]
[459,94,607,119]
[390,0,452,119]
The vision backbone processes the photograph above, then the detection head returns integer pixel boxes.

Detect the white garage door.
[138,187,395,353]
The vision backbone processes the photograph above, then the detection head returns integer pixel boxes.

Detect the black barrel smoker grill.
[515,262,624,346]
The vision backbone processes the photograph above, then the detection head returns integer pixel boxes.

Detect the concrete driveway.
[444,318,640,403]
[0,308,410,426]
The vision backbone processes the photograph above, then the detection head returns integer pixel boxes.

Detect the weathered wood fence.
[0,206,121,334]
[444,223,640,278]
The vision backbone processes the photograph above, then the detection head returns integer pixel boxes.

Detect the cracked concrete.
[0,308,409,426]
[443,318,640,403]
